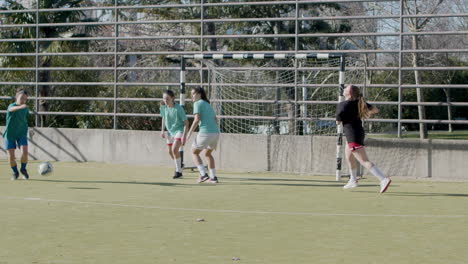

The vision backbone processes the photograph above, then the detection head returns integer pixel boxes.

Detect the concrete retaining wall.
[1,127,467,181]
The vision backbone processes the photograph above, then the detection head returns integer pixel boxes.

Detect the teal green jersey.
[160,103,187,136]
[3,103,29,140]
[193,100,219,133]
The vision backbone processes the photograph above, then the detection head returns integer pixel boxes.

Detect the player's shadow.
[229,176,340,183]
[68,187,101,190]
[231,182,378,188]
[356,191,468,197]
[388,192,468,197]
[220,177,379,188]
[31,179,187,187]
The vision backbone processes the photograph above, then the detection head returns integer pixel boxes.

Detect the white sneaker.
[380,177,392,193]
[343,180,358,189]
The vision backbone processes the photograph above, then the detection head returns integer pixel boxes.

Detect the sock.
[369,165,385,181]
[174,158,182,173]
[21,163,27,171]
[349,168,357,182]
[209,168,216,179]
[197,165,206,176]
[11,166,18,174]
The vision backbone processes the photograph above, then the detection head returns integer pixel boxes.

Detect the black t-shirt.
[335,100,372,145]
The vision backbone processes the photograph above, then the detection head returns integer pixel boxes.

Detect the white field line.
[1,196,467,218]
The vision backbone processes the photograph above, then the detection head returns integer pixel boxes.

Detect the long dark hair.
[161,89,175,106]
[192,87,210,104]
[16,89,28,96]
[164,89,175,98]
[349,85,370,119]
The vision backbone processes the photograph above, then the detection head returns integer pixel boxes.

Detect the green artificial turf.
[0,161,467,264]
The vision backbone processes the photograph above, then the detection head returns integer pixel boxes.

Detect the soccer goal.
[179,53,365,181]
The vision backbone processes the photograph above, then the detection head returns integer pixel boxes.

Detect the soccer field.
[0,161,467,264]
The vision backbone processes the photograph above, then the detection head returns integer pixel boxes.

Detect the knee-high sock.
[349,168,357,181]
[197,165,206,176]
[369,165,385,181]
[174,158,182,173]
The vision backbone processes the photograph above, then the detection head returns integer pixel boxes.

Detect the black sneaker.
[206,176,219,183]
[20,169,29,180]
[11,172,19,181]
[173,171,183,179]
[197,174,210,183]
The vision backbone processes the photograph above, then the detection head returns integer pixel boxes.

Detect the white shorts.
[166,132,183,145]
[192,133,220,150]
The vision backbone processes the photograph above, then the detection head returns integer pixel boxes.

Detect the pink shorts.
[348,142,364,151]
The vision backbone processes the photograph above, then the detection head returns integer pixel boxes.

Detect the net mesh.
[204,58,366,135]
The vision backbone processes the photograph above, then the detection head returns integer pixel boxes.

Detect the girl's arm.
[368,105,379,116]
[335,103,345,123]
[161,118,166,138]
[186,114,201,141]
[8,104,27,112]
[182,119,189,145]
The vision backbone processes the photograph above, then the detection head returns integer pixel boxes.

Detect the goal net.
[204,56,365,136]
[180,53,365,179]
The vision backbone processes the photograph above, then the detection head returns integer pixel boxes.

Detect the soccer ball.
[38,162,53,176]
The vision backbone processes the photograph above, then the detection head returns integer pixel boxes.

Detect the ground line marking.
[1,196,467,218]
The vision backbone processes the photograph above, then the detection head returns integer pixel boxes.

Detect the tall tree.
[0,0,101,127]
[120,1,351,134]
[403,0,446,139]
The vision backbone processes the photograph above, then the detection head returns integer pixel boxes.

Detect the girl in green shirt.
[186,87,220,183]
[160,90,189,179]
[3,89,30,180]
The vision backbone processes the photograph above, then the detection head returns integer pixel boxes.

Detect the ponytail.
[349,85,371,119]
[358,96,371,119]
[192,87,210,104]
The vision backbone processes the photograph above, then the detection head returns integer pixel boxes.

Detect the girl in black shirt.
[336,85,391,193]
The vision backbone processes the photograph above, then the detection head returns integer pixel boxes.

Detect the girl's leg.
[192,148,208,182]
[20,145,28,169]
[167,145,175,160]
[204,149,217,181]
[7,149,19,180]
[345,146,358,182]
[172,140,181,159]
[350,147,373,171]
[204,149,215,170]
[19,145,29,179]
[352,147,391,193]
[7,149,16,168]
[171,140,182,173]
[192,148,203,168]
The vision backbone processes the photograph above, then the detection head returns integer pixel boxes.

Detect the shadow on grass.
[388,192,468,197]
[225,176,339,183]
[30,179,187,187]
[356,191,468,197]
[221,182,372,188]
[68,187,101,190]
[30,178,370,188]
[210,178,380,188]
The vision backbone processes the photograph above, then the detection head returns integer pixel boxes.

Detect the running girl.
[3,89,30,180]
[160,90,189,179]
[336,85,391,193]
[186,87,220,183]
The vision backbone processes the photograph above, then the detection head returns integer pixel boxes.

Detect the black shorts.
[344,126,365,145]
